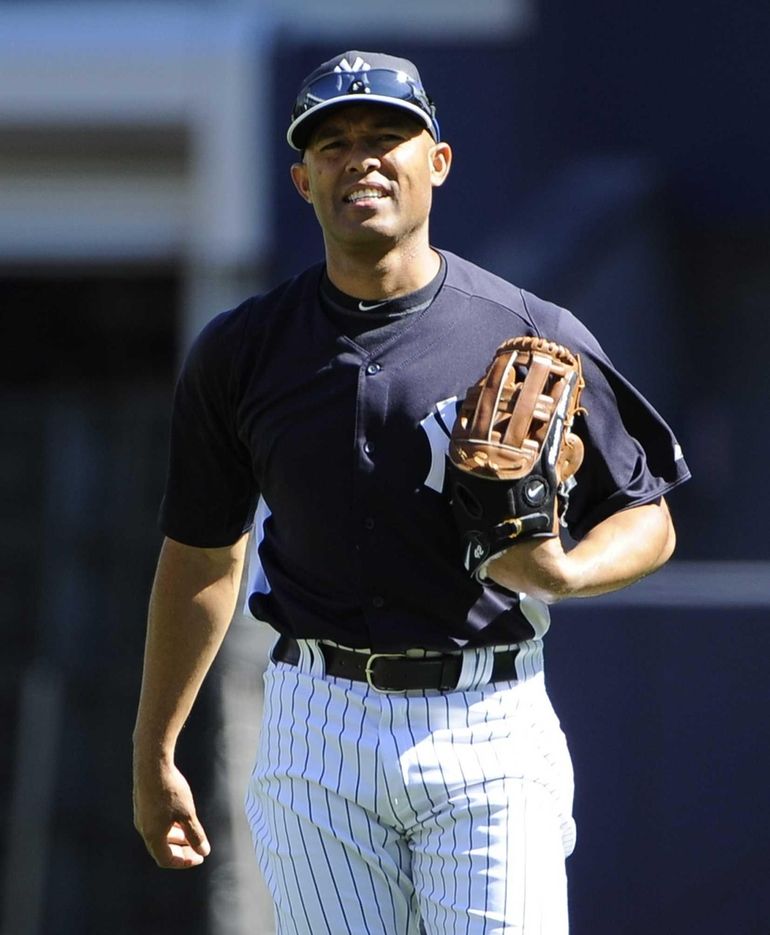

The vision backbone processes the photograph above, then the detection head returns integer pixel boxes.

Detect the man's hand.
[485,499,676,602]
[133,758,211,869]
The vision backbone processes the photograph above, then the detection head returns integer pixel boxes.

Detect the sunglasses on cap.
[288,68,439,150]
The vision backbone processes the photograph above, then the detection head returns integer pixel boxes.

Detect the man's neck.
[324,241,440,301]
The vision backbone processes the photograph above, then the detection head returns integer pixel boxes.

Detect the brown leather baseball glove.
[447,336,586,579]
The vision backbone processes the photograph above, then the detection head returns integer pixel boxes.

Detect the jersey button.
[365,362,381,375]
[371,595,385,608]
[363,441,374,456]
[364,517,375,530]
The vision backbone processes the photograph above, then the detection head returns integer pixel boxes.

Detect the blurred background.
[1,1,769,933]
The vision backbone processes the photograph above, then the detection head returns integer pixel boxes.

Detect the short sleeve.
[158,305,258,547]
[523,293,691,539]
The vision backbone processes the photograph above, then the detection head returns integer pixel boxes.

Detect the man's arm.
[132,533,248,869]
[485,498,675,603]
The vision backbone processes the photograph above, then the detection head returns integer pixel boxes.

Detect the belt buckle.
[364,653,406,693]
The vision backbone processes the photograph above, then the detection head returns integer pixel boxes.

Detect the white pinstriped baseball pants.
[245,638,576,935]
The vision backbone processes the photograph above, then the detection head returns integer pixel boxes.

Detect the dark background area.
[0,271,220,932]
[547,598,770,934]
[2,2,769,932]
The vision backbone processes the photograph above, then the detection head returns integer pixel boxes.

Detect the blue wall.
[547,599,770,934]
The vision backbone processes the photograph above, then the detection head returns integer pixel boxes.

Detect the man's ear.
[290,162,313,203]
[429,142,452,188]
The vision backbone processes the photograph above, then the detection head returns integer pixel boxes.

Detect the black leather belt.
[272,636,518,693]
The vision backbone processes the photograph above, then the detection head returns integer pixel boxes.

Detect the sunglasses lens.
[294,69,431,119]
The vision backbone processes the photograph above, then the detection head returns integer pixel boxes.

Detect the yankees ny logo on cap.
[334,56,372,73]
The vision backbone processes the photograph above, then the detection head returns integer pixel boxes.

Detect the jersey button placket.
[362,362,379,460]
[357,356,388,637]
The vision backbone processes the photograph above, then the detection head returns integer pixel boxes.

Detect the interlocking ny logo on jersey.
[334,56,371,73]
[419,397,460,492]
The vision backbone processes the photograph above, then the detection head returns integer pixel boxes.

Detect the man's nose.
[346,141,381,173]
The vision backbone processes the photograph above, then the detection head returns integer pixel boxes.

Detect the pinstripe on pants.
[245,639,576,935]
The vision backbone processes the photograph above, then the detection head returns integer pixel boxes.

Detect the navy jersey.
[159,251,690,651]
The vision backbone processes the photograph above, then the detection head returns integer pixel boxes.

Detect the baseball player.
[133,50,690,933]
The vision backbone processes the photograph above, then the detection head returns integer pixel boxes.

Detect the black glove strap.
[446,458,557,576]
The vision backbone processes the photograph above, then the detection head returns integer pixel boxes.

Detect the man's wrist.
[132,728,176,766]
[484,540,578,604]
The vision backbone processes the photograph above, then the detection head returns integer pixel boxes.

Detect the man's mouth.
[344,187,388,204]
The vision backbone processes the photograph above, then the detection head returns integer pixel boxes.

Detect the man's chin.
[334,222,399,248]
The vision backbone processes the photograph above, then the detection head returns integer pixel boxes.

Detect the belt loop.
[511,638,544,682]
[456,646,495,691]
[297,639,327,678]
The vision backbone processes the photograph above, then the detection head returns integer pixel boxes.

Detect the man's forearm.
[132,534,248,759]
[486,499,676,603]
[552,498,675,598]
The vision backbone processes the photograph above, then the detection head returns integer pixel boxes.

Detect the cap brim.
[287,96,436,150]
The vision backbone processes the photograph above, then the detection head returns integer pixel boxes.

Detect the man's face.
[290,104,451,252]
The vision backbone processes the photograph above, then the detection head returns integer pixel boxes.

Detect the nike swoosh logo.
[358,300,387,312]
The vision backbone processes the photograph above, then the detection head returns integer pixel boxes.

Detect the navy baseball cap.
[287,50,439,151]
